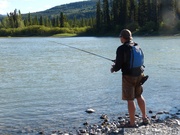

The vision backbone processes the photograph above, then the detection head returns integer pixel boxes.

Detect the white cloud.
[0,0,9,14]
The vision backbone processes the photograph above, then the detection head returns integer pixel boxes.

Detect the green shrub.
[126,22,139,32]
[176,21,180,31]
[0,25,91,37]
[140,21,156,32]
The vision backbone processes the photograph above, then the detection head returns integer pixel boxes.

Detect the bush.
[175,21,180,31]
[126,22,139,32]
[0,25,91,37]
[140,21,156,32]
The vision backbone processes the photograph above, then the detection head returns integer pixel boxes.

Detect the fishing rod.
[49,40,114,62]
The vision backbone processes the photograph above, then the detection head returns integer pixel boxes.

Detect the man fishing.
[111,29,149,127]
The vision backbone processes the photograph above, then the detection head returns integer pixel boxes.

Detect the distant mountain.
[0,14,5,18]
[27,0,98,19]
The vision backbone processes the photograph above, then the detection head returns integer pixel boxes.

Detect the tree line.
[96,0,180,35]
[0,9,95,28]
[0,8,95,36]
[0,0,180,36]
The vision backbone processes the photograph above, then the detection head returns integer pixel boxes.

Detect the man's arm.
[111,47,124,73]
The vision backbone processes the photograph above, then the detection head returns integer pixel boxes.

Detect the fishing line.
[49,40,114,62]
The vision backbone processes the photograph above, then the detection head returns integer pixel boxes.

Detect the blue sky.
[0,0,87,15]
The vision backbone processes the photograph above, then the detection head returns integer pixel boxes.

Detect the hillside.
[28,0,98,19]
[0,14,5,20]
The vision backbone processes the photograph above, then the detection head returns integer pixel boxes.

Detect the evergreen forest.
[0,0,179,37]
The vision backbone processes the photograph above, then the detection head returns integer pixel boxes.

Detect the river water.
[0,37,179,134]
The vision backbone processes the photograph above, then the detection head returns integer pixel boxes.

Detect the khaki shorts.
[122,74,144,100]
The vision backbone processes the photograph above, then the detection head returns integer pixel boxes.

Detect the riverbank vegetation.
[0,25,92,37]
[0,0,180,37]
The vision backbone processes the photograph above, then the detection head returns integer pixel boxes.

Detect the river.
[0,37,179,134]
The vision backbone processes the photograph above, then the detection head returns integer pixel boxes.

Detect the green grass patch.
[52,33,77,37]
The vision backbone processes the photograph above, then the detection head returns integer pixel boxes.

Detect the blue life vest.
[129,43,144,69]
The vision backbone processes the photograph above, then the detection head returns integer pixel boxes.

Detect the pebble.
[175,119,180,125]
[39,131,44,134]
[149,110,153,113]
[100,114,108,120]
[85,108,95,113]
[157,111,164,115]
[44,107,180,135]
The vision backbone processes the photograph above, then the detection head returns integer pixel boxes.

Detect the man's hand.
[110,65,115,73]
[111,60,116,63]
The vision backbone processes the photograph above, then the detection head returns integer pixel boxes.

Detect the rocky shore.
[39,107,180,135]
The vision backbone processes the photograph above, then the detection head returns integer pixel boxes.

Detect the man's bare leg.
[137,95,147,119]
[127,100,136,125]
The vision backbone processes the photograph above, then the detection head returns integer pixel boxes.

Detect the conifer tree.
[39,16,44,25]
[72,17,77,27]
[27,13,32,26]
[51,16,56,27]
[6,9,24,28]
[33,15,39,25]
[102,0,110,28]
[56,16,60,27]
[138,0,148,27]
[112,0,120,25]
[129,0,138,23]
[96,0,102,30]
[118,0,125,27]
[80,18,85,27]
[89,17,94,27]
[175,0,180,19]
[7,13,15,28]
[150,0,159,26]
[44,16,50,27]
[17,10,24,27]
[124,0,131,24]
[60,12,65,27]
